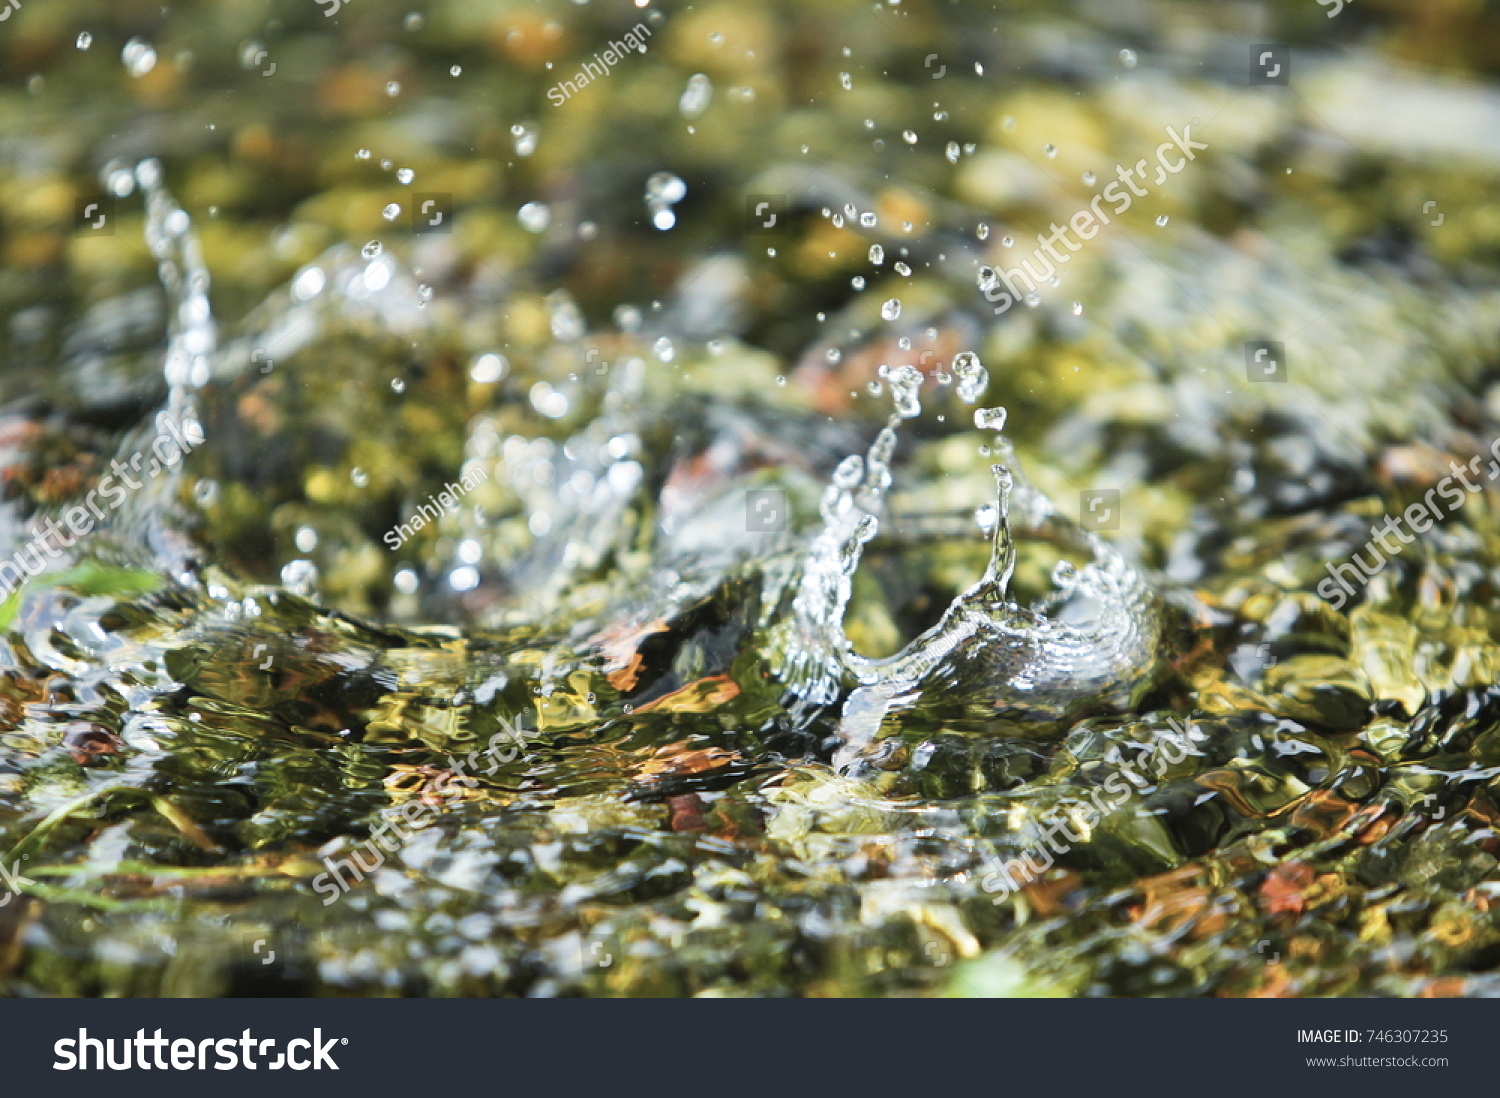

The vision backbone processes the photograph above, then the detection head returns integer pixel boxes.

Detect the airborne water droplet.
[1043,143,1057,158]
[881,298,901,321]
[678,73,713,118]
[381,203,401,221]
[974,406,1007,431]
[869,244,884,264]
[1120,49,1138,69]
[511,122,538,156]
[122,37,157,77]
[891,365,923,418]
[518,201,551,233]
[76,32,93,50]
[396,168,414,185]
[1156,214,1170,227]
[952,351,987,404]
[361,240,382,259]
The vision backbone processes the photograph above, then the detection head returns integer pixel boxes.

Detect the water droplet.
[840,72,853,90]
[614,304,643,331]
[511,122,538,156]
[390,378,406,393]
[832,213,845,229]
[902,130,919,145]
[518,201,551,233]
[869,244,884,264]
[894,261,911,276]
[381,203,401,221]
[653,336,675,363]
[1024,292,1041,307]
[1001,234,1015,248]
[1155,214,1169,227]
[953,351,987,403]
[404,12,425,31]
[977,223,990,240]
[386,81,401,96]
[122,37,157,77]
[471,353,507,383]
[75,32,92,50]
[281,559,320,599]
[1082,171,1097,185]
[350,467,370,487]
[946,141,961,163]
[1052,560,1079,587]
[1043,143,1057,158]
[891,365,923,418]
[1119,48,1138,69]
[974,406,1007,431]
[859,211,877,228]
[850,275,866,290]
[397,168,416,186]
[450,65,462,76]
[356,148,371,160]
[679,72,713,118]
[361,240,382,259]
[1071,301,1084,316]
[645,173,687,204]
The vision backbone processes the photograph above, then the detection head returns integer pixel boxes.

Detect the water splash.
[769,364,1161,771]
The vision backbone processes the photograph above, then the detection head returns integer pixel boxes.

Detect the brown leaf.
[632,674,740,714]
[590,616,670,691]
[1259,862,1317,917]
